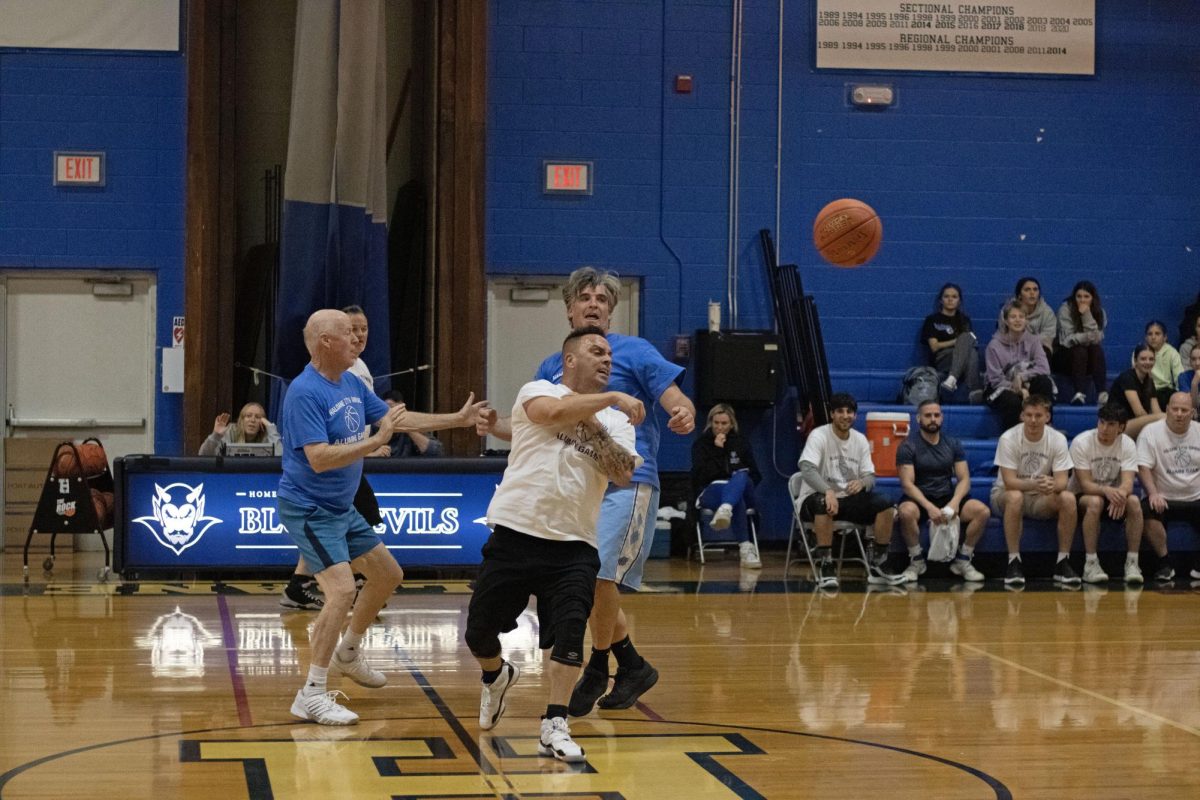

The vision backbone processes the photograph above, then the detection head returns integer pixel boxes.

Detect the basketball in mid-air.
[812,198,882,267]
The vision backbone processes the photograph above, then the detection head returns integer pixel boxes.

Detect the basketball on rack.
[53,447,81,479]
[78,442,108,477]
[812,198,882,267]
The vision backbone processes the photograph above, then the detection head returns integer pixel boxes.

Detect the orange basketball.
[812,198,882,267]
[90,488,107,524]
[54,447,81,479]
[78,442,108,477]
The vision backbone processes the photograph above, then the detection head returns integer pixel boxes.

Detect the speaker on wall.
[694,330,779,408]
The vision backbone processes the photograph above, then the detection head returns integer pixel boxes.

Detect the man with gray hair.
[477,266,696,715]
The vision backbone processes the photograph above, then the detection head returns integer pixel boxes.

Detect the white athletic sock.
[908,544,923,559]
[304,664,329,695]
[1126,552,1139,564]
[1057,552,1069,562]
[1008,553,1020,563]
[1085,553,1099,564]
[959,544,975,558]
[336,629,365,660]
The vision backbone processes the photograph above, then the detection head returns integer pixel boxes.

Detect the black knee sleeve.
[549,617,588,666]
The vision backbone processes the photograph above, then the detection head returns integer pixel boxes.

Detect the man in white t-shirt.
[1136,391,1200,583]
[1069,403,1143,585]
[796,393,898,590]
[465,326,643,763]
[990,394,1075,587]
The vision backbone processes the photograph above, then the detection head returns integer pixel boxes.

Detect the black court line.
[216,594,253,727]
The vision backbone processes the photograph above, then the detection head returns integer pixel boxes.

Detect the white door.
[1,273,156,549]
[485,276,639,451]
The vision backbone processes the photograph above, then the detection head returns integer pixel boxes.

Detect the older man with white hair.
[278,309,484,725]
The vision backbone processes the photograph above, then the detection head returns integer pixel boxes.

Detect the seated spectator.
[690,403,762,569]
[1136,392,1200,583]
[895,400,990,583]
[1109,344,1164,439]
[1179,314,1200,365]
[198,402,280,455]
[1178,290,1200,346]
[378,390,444,457]
[796,393,897,590]
[990,394,1076,587]
[1000,276,1056,362]
[1144,320,1183,410]
[1068,403,1144,584]
[921,282,983,403]
[986,302,1055,429]
[1179,347,1200,419]
[1054,280,1107,405]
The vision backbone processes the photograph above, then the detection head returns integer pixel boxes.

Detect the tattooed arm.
[578,418,638,486]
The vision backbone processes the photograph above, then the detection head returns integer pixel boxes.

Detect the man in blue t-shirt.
[476,267,696,715]
[279,309,484,726]
[895,400,991,583]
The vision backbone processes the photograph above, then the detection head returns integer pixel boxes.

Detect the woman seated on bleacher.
[985,302,1055,429]
[1143,320,1183,410]
[691,403,762,569]
[198,402,281,455]
[1054,280,1108,406]
[922,282,983,403]
[1108,344,1164,439]
[1178,315,1200,366]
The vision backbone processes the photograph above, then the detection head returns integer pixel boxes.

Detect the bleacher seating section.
[823,370,1198,558]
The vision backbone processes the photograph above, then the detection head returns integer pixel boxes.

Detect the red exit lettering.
[65,158,93,180]
[554,165,581,189]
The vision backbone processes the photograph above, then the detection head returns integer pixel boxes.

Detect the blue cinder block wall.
[487,1,1200,539]
[0,51,186,454]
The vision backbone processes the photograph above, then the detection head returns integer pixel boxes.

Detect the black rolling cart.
[22,438,114,582]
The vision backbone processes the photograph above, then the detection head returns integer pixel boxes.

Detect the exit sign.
[543,161,593,195]
[54,151,105,186]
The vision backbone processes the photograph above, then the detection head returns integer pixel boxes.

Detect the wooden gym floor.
[1,549,1199,799]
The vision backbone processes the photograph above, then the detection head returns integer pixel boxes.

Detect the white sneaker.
[538,716,585,763]
[710,504,733,530]
[898,558,927,584]
[950,557,985,582]
[1124,561,1144,585]
[1083,560,1109,584]
[738,541,762,569]
[332,650,387,688]
[941,375,958,392]
[479,660,520,730]
[291,688,359,725]
[1070,392,1087,405]
[1097,392,1109,405]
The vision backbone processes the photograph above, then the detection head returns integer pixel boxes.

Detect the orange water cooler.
[865,412,910,477]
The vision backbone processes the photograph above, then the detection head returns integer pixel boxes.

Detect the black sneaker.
[1004,559,1026,586]
[568,665,610,717]
[817,559,839,590]
[1153,565,1176,583]
[280,579,324,610]
[597,661,659,710]
[1053,558,1081,585]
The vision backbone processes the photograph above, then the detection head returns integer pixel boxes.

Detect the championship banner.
[115,458,505,573]
[815,1,1096,75]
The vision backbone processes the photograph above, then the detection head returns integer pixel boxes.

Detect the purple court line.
[216,594,253,727]
[635,699,664,721]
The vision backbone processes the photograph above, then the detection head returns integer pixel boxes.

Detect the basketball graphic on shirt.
[344,405,361,433]
[1091,457,1118,486]
[1018,452,1044,477]
[1170,444,1195,472]
[835,456,857,486]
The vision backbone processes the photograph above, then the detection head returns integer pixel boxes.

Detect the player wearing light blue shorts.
[276,309,409,726]
[478,267,696,714]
